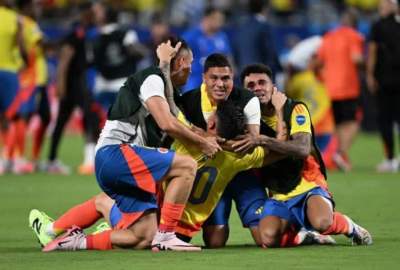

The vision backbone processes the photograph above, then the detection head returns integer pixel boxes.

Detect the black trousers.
[376,89,400,159]
[48,78,99,161]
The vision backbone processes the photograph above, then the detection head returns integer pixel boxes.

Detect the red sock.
[32,122,47,160]
[15,118,27,157]
[53,197,101,232]
[5,122,17,159]
[87,230,112,250]
[280,226,300,247]
[159,202,185,232]
[322,212,351,235]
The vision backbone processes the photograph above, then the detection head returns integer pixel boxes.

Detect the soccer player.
[6,0,49,174]
[179,53,260,135]
[177,53,267,246]
[33,39,220,252]
[317,9,364,171]
[232,64,372,247]
[29,100,269,250]
[0,1,26,174]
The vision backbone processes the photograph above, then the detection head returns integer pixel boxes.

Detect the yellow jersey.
[0,7,20,72]
[262,103,327,201]
[172,139,265,237]
[286,71,334,134]
[171,111,265,237]
[19,16,47,87]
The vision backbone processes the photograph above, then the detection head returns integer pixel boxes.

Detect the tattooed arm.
[156,41,181,116]
[256,132,311,158]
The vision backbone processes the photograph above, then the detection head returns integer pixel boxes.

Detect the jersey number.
[189,166,217,204]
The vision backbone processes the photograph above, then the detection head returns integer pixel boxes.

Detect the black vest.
[93,28,136,80]
[259,99,327,194]
[108,66,168,147]
[178,86,255,130]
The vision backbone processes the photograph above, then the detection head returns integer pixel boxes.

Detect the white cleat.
[151,231,201,252]
[376,159,399,173]
[344,216,373,245]
[42,226,86,252]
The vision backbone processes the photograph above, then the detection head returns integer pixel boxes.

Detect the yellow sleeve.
[234,146,265,171]
[23,19,42,51]
[290,104,312,135]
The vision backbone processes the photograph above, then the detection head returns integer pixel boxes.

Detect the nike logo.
[32,218,42,234]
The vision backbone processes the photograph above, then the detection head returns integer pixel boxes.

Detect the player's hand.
[366,74,378,95]
[156,40,181,63]
[271,87,287,111]
[200,136,222,158]
[231,134,260,154]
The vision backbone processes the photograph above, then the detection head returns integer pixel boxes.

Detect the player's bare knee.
[178,155,197,180]
[312,217,333,232]
[94,193,109,212]
[260,228,280,248]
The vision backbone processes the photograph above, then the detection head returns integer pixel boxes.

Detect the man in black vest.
[40,39,221,252]
[235,64,372,247]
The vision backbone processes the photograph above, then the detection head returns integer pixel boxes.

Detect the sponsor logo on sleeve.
[296,115,306,125]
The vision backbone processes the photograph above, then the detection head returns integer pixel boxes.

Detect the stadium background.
[1,0,399,269]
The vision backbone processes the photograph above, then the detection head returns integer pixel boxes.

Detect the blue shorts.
[0,70,19,114]
[261,187,333,231]
[204,170,267,228]
[95,144,175,214]
[19,87,40,116]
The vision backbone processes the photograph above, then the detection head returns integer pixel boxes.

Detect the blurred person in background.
[367,0,400,173]
[182,6,233,93]
[142,13,172,66]
[45,2,100,175]
[92,2,148,116]
[317,8,364,172]
[0,0,27,174]
[286,36,335,162]
[233,0,282,80]
[6,0,51,174]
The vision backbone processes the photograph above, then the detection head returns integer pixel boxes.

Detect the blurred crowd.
[0,0,399,175]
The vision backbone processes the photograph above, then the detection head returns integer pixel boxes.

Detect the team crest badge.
[296,115,306,125]
[157,148,169,154]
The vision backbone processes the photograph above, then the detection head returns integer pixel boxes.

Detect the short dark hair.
[157,36,191,67]
[203,6,222,17]
[204,53,232,73]
[240,63,273,84]
[216,100,246,140]
[248,0,267,14]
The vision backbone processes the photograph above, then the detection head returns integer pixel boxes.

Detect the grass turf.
[0,132,399,270]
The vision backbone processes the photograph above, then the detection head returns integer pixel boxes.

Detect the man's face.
[203,66,233,104]
[171,50,193,87]
[244,73,273,105]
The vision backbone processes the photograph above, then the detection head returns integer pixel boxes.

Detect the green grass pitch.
[0,133,399,270]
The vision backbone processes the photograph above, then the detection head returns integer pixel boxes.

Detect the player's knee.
[178,155,197,178]
[203,232,228,248]
[312,217,333,232]
[94,193,112,213]
[260,228,281,248]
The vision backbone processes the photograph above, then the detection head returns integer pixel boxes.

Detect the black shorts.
[332,99,358,124]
